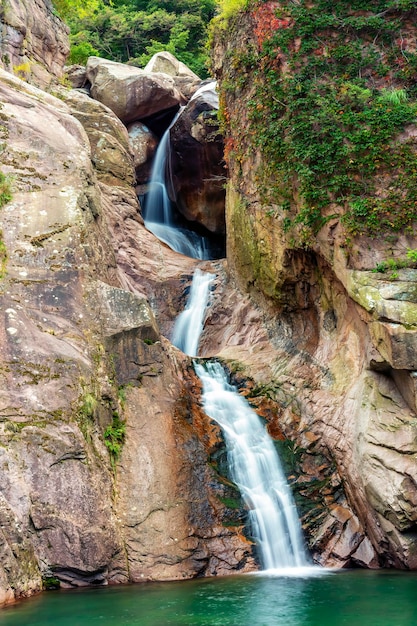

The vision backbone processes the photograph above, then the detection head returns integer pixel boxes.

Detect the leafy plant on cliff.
[217,0,417,242]
[0,171,12,208]
[0,171,11,279]
[104,413,126,467]
[215,0,248,19]
[372,248,417,276]
[0,237,7,279]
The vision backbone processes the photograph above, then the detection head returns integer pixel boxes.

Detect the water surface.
[1,570,417,626]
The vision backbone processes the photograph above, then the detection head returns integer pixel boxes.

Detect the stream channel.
[3,102,417,625]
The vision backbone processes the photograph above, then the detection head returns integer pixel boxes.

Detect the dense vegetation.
[53,0,216,77]
[214,0,417,241]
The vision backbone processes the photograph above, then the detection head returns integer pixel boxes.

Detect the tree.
[56,0,216,76]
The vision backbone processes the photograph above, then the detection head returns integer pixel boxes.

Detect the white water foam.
[171,269,214,357]
[194,360,309,570]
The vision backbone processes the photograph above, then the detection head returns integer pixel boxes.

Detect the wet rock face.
[168,84,226,235]
[115,345,256,581]
[0,0,69,87]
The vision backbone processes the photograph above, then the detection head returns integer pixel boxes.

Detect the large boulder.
[168,82,226,234]
[145,51,202,99]
[86,56,183,124]
[127,121,158,184]
[63,89,135,187]
[0,0,69,87]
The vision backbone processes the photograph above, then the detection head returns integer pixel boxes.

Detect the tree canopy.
[53,0,217,77]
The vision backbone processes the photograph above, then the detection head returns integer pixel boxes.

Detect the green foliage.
[52,0,102,20]
[220,0,417,242]
[216,0,248,19]
[59,0,216,77]
[0,171,12,208]
[104,413,126,465]
[0,237,7,279]
[0,172,11,279]
[80,392,97,417]
[68,41,99,65]
[407,248,417,263]
[372,249,417,277]
[42,577,61,591]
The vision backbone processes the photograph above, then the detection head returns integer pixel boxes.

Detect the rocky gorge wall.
[1,0,417,609]
[209,1,417,570]
[0,4,251,607]
[0,0,69,87]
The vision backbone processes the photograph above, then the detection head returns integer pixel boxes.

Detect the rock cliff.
[209,1,417,569]
[1,0,417,608]
[0,9,252,603]
[0,0,69,87]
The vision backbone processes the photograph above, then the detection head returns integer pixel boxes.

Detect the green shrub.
[216,0,248,19]
[0,172,12,208]
[68,41,99,65]
[104,413,126,465]
[220,0,417,242]
[0,237,7,279]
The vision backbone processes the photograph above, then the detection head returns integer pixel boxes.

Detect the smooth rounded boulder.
[144,51,202,99]
[127,121,158,184]
[86,56,183,124]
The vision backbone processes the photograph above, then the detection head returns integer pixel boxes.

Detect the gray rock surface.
[86,56,183,124]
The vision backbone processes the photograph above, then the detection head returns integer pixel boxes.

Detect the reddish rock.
[127,121,158,184]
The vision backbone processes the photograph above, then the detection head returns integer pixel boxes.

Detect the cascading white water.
[143,112,211,260]
[171,269,215,357]
[194,360,308,571]
[172,270,309,571]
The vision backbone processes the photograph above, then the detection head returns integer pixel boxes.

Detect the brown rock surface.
[168,83,226,234]
[86,56,183,124]
[127,121,158,184]
[0,0,69,87]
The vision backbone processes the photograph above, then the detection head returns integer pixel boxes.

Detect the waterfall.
[172,270,309,571]
[194,361,308,571]
[171,269,215,357]
[143,113,212,260]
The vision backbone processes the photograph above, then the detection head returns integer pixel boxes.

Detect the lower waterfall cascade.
[172,269,310,571]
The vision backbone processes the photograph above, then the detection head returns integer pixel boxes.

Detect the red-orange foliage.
[252,2,292,49]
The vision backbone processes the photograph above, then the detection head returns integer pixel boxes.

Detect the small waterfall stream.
[172,270,309,571]
[143,113,212,260]
[171,269,215,357]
